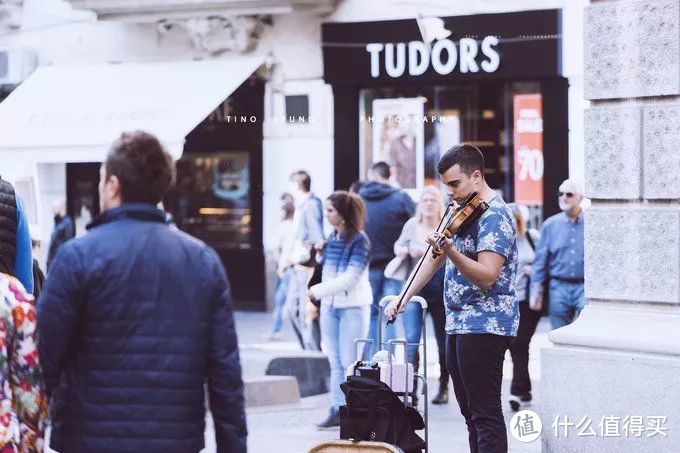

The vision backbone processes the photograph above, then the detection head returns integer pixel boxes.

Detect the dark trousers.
[418,267,448,387]
[447,334,511,453]
[428,299,448,387]
[509,301,542,396]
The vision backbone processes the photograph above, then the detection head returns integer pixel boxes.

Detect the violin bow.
[387,203,454,325]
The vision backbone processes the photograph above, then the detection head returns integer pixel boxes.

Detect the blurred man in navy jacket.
[38,131,247,453]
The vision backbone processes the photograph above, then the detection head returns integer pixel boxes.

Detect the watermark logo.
[510,410,542,443]
[552,415,668,438]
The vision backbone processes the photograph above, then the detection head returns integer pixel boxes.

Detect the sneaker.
[316,408,341,429]
[509,392,532,412]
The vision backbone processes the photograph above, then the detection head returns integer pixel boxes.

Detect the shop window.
[358,81,544,215]
[66,162,101,238]
[285,94,310,123]
[173,152,252,250]
[359,87,436,196]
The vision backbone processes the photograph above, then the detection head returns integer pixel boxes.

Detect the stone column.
[541,1,680,452]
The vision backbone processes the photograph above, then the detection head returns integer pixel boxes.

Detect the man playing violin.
[386,143,519,453]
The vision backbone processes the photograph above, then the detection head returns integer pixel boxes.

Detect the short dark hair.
[437,143,485,177]
[290,170,311,192]
[105,131,174,205]
[370,161,391,180]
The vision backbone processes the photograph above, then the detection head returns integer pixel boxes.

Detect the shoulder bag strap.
[525,230,536,251]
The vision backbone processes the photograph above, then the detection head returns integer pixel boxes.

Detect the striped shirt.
[309,230,372,308]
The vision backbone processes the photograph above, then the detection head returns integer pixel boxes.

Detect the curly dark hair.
[105,131,174,205]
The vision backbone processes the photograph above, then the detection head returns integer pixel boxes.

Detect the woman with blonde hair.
[390,185,449,406]
[308,191,372,429]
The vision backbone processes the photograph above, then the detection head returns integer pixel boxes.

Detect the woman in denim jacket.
[308,191,372,429]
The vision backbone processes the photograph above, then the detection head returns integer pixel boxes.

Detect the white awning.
[0,56,264,161]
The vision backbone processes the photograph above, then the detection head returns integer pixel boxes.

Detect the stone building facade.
[542,0,680,451]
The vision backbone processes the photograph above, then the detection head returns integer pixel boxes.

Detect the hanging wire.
[320,34,561,48]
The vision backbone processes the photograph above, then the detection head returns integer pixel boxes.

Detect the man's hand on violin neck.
[426,232,453,255]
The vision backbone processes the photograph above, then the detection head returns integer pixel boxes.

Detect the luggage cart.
[377,295,429,453]
[309,295,430,453]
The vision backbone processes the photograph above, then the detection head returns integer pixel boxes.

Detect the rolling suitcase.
[338,295,430,453]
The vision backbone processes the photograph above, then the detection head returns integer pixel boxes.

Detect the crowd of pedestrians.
[274,154,587,440]
[0,130,587,451]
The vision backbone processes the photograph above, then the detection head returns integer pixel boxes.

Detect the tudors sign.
[366,36,500,78]
[322,9,561,86]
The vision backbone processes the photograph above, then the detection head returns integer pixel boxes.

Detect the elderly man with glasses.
[529,179,587,329]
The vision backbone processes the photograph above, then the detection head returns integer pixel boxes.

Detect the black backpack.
[339,376,426,452]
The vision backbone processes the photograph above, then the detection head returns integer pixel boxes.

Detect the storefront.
[322,9,568,220]
[0,57,267,309]
[168,77,266,308]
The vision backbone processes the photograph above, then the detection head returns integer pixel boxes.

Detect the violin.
[387,191,489,325]
[431,192,489,258]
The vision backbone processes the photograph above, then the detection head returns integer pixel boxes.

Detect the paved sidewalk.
[232,311,551,453]
[46,311,551,453]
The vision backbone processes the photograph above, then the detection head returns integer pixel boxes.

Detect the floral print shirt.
[444,196,520,336]
[0,273,47,452]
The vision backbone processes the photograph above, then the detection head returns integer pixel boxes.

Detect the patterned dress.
[0,273,47,453]
[444,196,520,337]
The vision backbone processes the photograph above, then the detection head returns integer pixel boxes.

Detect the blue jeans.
[549,279,587,329]
[271,267,293,334]
[367,269,404,357]
[320,304,370,410]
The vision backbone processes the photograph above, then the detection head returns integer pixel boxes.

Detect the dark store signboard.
[322,9,561,86]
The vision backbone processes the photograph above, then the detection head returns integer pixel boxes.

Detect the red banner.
[513,94,544,205]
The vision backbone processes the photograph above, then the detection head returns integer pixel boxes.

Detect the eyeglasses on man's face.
[558,191,574,198]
